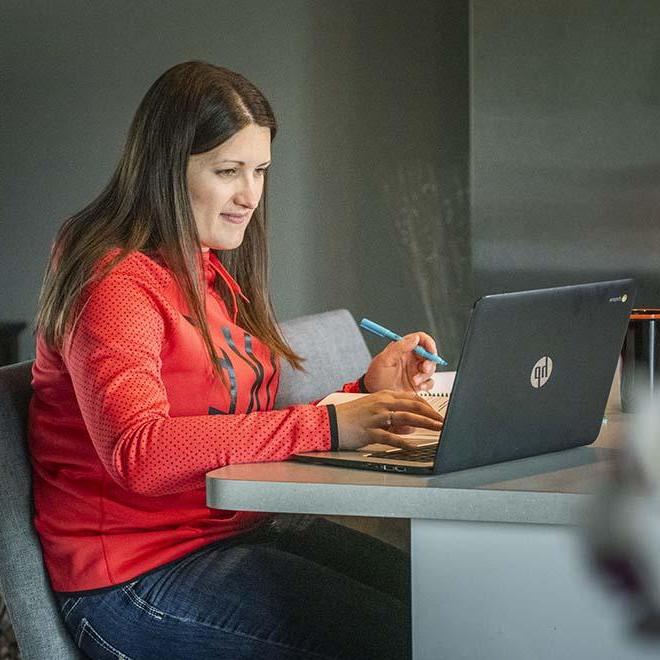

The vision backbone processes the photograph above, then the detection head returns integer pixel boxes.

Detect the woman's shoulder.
[93,248,174,293]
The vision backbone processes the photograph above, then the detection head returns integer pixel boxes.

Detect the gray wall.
[1,0,470,364]
[4,1,658,367]
[472,0,660,304]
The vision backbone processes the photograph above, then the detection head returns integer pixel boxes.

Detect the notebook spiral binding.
[418,390,450,413]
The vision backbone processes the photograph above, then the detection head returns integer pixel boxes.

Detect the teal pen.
[359,318,448,366]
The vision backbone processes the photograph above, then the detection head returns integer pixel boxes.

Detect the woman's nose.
[235,175,261,209]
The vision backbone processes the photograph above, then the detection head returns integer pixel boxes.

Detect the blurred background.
[2,3,660,656]
[1,0,658,368]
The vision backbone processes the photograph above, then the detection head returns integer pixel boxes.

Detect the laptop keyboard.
[367,444,438,462]
[366,393,446,463]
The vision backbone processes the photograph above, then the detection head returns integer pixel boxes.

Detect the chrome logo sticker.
[531,356,553,389]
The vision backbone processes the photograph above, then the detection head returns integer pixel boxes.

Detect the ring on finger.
[384,410,394,429]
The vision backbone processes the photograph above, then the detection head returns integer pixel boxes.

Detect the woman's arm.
[63,270,335,498]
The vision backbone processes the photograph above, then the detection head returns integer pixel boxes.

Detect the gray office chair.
[0,360,85,659]
[0,309,369,659]
[276,308,371,407]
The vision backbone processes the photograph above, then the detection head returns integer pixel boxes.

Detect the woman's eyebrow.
[214,159,271,166]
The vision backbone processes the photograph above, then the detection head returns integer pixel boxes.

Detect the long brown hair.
[35,60,303,377]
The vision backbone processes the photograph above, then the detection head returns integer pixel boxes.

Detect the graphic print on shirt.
[244,334,265,410]
[208,347,237,415]
[265,353,278,409]
[222,326,265,413]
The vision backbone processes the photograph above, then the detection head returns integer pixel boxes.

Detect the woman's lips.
[220,213,248,225]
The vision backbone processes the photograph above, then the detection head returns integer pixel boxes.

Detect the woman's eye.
[256,167,269,176]
[215,169,237,177]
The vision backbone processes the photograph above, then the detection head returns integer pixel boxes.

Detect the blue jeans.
[57,517,411,659]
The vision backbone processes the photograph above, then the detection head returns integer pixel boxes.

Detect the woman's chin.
[203,236,246,251]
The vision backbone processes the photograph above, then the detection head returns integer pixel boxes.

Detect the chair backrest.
[0,361,84,660]
[275,309,371,408]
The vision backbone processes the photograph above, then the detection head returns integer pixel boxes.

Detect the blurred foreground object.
[586,392,660,636]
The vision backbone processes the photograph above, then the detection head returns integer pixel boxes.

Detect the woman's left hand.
[363,332,437,393]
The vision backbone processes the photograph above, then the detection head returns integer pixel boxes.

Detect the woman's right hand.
[333,391,444,451]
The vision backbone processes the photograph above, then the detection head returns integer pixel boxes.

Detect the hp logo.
[531,356,553,389]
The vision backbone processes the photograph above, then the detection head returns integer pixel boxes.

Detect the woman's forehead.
[199,125,271,165]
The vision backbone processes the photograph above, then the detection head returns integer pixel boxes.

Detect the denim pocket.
[121,583,166,621]
[59,596,83,623]
[75,617,134,660]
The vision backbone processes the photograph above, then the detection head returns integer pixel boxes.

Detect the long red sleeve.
[29,250,355,592]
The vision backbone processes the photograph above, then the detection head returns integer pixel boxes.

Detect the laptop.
[292,279,635,474]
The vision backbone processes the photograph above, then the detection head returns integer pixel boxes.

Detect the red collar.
[202,251,250,322]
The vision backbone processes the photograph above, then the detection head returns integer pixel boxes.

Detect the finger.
[408,333,438,376]
[391,333,420,358]
[390,424,416,435]
[422,360,436,375]
[406,360,431,386]
[371,335,418,368]
[397,333,432,372]
[415,377,435,392]
[415,331,437,358]
[369,428,419,450]
[412,373,435,387]
[376,408,416,431]
[382,396,444,420]
[389,411,443,431]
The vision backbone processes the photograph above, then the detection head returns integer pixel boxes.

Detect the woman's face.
[187,123,271,251]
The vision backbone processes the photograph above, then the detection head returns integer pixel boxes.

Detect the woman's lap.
[58,518,411,660]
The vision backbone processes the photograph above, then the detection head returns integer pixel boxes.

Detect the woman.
[29,61,443,659]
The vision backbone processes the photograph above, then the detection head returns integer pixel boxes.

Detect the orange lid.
[630,308,660,320]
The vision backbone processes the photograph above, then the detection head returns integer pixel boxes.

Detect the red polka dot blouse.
[29,249,361,593]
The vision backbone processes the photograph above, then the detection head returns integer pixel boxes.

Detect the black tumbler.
[620,309,660,412]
